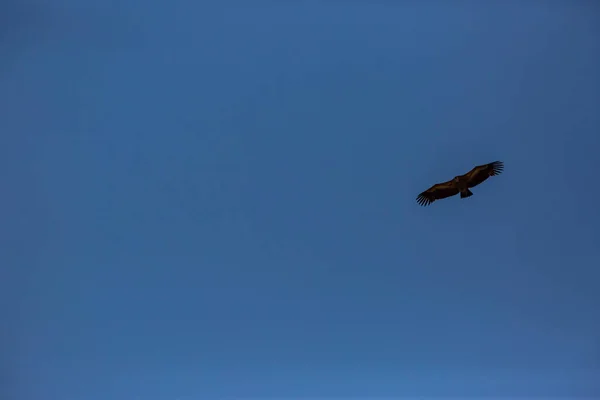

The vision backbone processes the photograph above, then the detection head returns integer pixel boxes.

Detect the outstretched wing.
[416,180,459,206]
[459,161,504,188]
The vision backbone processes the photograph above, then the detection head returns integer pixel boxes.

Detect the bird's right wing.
[416,180,459,206]
[459,161,504,188]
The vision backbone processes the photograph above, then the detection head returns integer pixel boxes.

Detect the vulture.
[416,161,504,206]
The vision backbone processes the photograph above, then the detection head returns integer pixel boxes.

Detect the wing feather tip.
[490,161,504,175]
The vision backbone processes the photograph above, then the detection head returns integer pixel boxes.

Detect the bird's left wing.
[416,180,459,206]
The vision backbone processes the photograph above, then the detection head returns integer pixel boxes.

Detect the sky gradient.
[2,1,599,399]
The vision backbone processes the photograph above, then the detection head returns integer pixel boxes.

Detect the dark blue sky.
[2,1,599,399]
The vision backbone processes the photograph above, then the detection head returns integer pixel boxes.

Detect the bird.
[416,161,504,206]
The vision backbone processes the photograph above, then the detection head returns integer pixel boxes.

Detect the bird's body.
[416,161,503,206]
[451,176,470,194]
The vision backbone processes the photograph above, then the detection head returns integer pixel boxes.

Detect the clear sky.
[2,1,599,399]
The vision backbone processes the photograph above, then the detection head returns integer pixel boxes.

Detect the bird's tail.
[460,189,473,198]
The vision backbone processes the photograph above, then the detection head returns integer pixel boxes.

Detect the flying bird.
[416,161,504,206]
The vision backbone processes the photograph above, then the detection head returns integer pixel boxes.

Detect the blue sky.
[2,1,599,399]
